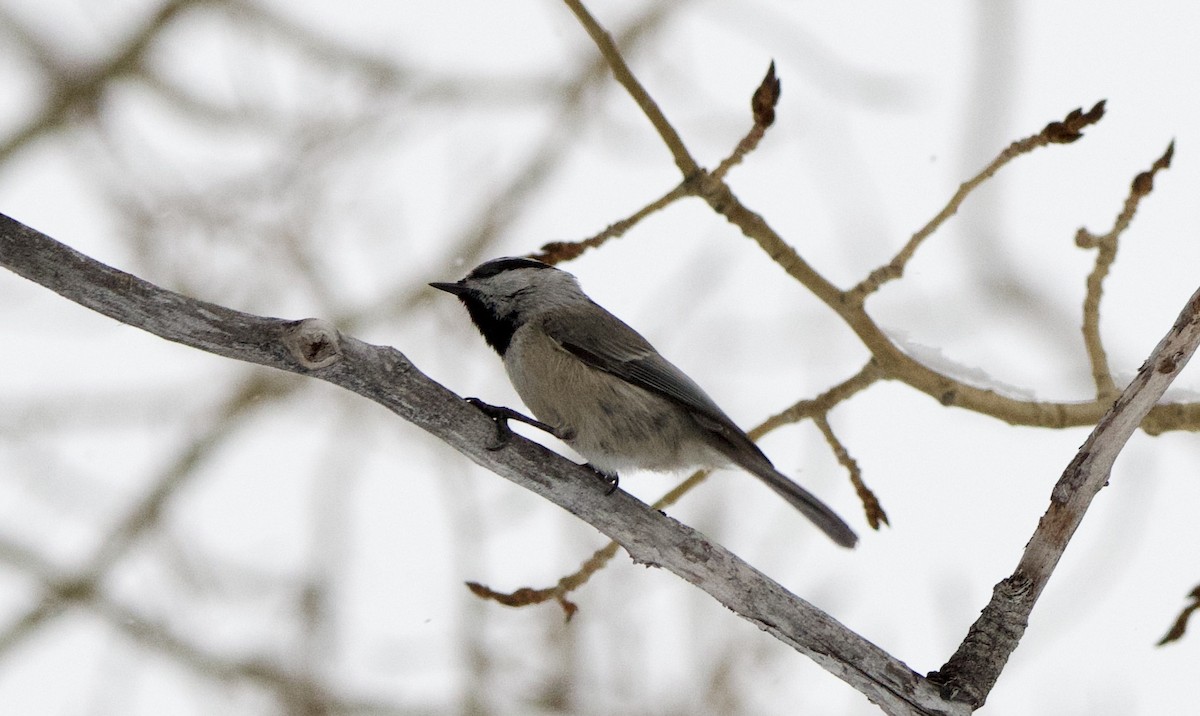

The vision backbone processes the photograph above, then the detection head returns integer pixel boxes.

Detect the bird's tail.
[695,414,858,547]
[745,461,859,548]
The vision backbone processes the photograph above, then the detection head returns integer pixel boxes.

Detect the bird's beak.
[429,281,468,296]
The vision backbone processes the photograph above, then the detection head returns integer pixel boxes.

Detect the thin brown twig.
[848,101,1108,303]
[531,182,691,264]
[560,0,700,177]
[1079,233,1121,399]
[1076,141,1175,400]
[532,59,784,265]
[813,414,888,529]
[562,0,845,310]
[754,360,885,433]
[711,61,782,181]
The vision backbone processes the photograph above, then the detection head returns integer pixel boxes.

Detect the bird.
[431,256,858,548]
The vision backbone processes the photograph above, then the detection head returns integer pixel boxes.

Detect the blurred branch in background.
[0,0,197,163]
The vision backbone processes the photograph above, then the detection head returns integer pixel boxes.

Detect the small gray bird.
[431,257,858,548]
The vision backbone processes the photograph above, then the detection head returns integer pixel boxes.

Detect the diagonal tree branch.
[560,0,700,177]
[928,281,1200,708]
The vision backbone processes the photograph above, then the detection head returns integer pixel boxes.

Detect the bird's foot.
[465,398,571,449]
[585,465,620,495]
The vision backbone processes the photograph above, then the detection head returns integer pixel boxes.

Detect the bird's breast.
[503,323,721,473]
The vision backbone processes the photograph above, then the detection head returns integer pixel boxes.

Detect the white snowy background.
[1,1,1199,714]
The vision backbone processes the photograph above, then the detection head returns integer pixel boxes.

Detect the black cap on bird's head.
[430,257,571,355]
[428,256,554,296]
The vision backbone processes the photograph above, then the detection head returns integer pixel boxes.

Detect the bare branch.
[530,59,782,263]
[814,414,888,529]
[552,1,1192,445]
[849,101,1108,302]
[564,34,1159,436]
[691,105,1198,435]
[531,182,690,264]
[1077,141,1176,399]
[394,2,679,290]
[930,281,1200,708]
[711,61,782,181]
[560,0,701,177]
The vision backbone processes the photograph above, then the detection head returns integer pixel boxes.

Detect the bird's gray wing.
[540,303,767,457]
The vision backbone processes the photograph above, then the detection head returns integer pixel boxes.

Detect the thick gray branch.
[0,212,960,714]
[930,283,1200,707]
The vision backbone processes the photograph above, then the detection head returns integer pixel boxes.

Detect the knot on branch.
[282,318,343,369]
